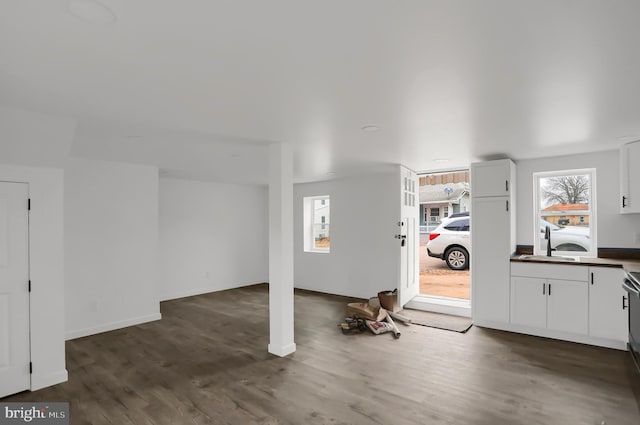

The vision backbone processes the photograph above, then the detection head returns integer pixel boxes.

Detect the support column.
[268,143,296,357]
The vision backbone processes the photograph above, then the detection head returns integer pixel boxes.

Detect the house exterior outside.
[313,198,330,241]
[419,181,470,231]
[542,203,590,226]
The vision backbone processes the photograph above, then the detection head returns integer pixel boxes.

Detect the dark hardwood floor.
[3,283,640,424]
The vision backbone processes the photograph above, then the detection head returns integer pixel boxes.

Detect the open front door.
[398,167,419,307]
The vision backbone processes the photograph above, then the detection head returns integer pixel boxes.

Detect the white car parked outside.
[426,216,591,271]
[537,219,591,252]
[426,217,470,270]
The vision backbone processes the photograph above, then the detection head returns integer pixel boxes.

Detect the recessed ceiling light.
[434,158,450,163]
[68,0,117,25]
[361,125,379,132]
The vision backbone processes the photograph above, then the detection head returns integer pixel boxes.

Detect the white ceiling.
[1,0,640,183]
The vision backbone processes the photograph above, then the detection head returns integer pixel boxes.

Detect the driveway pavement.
[420,243,470,299]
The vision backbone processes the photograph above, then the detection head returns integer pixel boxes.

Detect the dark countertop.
[510,255,640,273]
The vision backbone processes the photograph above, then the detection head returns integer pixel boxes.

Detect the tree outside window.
[534,169,596,257]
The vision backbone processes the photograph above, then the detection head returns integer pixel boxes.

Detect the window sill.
[304,249,330,254]
[533,252,597,259]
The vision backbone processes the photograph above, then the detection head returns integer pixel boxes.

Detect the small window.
[303,195,330,252]
[443,206,449,218]
[534,169,596,257]
[429,207,440,223]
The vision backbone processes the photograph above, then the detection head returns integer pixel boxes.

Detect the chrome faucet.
[545,225,552,256]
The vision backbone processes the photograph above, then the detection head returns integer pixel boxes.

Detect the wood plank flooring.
[3,283,640,424]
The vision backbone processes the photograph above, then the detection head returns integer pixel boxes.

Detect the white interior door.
[398,167,419,307]
[0,182,30,398]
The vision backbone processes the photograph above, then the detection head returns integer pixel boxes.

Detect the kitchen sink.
[517,254,576,262]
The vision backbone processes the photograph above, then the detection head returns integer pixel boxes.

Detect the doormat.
[398,309,473,333]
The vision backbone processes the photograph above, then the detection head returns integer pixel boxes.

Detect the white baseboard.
[268,342,297,357]
[473,319,628,351]
[293,285,367,300]
[65,313,162,340]
[31,369,68,391]
[160,287,224,302]
[160,282,267,302]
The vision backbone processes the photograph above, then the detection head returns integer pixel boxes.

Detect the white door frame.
[0,166,67,393]
[0,181,31,398]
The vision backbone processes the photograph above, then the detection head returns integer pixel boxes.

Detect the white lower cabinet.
[588,267,628,342]
[510,276,588,335]
[510,277,546,328]
[509,262,627,349]
[546,279,588,335]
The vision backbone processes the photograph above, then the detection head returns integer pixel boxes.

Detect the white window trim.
[303,195,330,253]
[532,168,597,257]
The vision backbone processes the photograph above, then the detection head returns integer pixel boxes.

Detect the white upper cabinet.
[471,159,515,198]
[620,140,640,213]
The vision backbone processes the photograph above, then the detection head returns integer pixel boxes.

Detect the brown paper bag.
[346,302,387,321]
[377,291,400,313]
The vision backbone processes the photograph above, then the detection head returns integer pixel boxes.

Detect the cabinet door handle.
[623,196,627,208]
[623,295,628,310]
[548,283,551,296]
[591,272,594,285]
[506,200,509,212]
[506,180,509,192]
[543,283,546,295]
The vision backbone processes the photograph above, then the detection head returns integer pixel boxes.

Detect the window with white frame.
[303,195,330,252]
[429,207,440,223]
[533,169,596,257]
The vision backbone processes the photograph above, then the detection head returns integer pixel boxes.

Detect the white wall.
[515,149,640,248]
[294,170,399,299]
[0,164,67,390]
[159,178,269,300]
[0,105,76,168]
[64,159,160,339]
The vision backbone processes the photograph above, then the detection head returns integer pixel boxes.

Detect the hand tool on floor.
[388,311,412,325]
[384,311,401,339]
